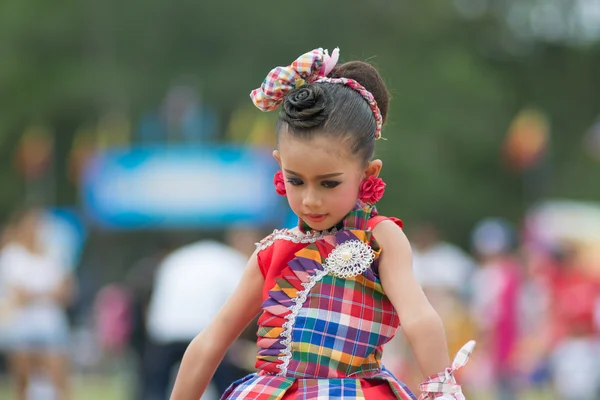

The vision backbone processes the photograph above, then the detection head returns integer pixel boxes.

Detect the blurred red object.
[551,269,600,339]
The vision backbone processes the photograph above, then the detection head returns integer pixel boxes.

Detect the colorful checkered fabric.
[223,369,415,400]
[251,48,324,112]
[223,374,294,399]
[250,47,384,139]
[222,209,417,399]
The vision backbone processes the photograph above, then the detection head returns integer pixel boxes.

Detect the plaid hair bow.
[251,48,330,111]
[418,340,476,400]
[250,47,383,139]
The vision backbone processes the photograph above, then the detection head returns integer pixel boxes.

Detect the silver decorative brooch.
[323,240,375,278]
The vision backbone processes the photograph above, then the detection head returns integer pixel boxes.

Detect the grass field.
[0,373,132,400]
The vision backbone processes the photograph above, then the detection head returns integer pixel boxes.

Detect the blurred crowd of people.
[0,207,267,400]
[1,207,600,400]
[390,218,600,400]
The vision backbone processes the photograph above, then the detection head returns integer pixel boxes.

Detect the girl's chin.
[304,218,340,232]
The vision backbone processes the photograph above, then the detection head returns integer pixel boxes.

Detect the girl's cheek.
[287,193,302,210]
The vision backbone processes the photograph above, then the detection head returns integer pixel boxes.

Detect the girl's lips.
[305,214,327,222]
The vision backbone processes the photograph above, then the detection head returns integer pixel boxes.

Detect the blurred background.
[1,0,600,399]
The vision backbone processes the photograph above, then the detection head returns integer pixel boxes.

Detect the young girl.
[170,48,474,400]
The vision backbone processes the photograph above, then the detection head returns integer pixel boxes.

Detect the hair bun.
[331,61,389,123]
[282,84,329,129]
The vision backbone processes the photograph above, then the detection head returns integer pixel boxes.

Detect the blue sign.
[81,145,286,229]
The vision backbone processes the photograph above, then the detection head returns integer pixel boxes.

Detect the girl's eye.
[287,178,303,186]
[322,181,340,189]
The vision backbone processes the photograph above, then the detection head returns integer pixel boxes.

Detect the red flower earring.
[358,176,386,204]
[274,170,287,196]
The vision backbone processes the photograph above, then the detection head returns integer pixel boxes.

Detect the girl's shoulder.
[368,216,405,257]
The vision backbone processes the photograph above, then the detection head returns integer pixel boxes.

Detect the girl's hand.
[418,341,476,400]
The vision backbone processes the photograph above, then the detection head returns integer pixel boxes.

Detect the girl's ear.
[364,159,382,178]
[273,150,282,168]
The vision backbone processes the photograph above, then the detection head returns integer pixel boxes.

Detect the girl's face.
[274,134,381,231]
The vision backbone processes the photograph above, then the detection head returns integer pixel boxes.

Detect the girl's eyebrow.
[284,169,344,179]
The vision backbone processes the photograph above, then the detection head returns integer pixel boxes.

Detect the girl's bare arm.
[374,221,450,379]
[170,250,264,400]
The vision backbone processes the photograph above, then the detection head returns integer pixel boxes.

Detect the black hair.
[276,61,390,164]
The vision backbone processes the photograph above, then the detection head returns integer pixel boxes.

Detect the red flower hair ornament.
[358,176,386,204]
[274,170,287,196]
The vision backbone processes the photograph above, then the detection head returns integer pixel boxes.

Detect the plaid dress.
[222,204,416,400]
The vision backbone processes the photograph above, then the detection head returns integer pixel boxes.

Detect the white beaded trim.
[323,240,375,279]
[275,268,329,376]
[255,228,340,251]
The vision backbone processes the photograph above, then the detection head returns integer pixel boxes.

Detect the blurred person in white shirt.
[0,223,15,351]
[411,222,476,298]
[142,227,263,400]
[0,208,74,400]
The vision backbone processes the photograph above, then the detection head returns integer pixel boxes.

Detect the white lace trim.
[275,267,329,376]
[255,227,340,251]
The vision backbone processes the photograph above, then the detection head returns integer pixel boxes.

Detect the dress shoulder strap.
[367,216,404,231]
